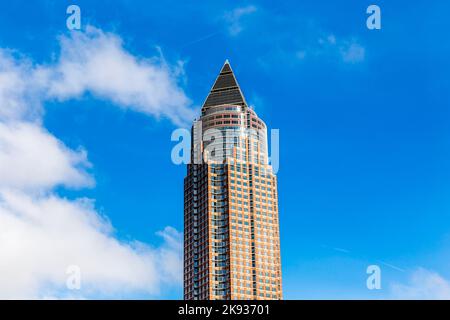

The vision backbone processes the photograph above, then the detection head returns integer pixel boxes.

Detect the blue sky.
[0,0,449,299]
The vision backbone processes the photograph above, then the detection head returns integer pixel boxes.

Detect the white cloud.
[0,51,29,120]
[340,41,365,64]
[296,33,365,64]
[296,50,307,60]
[0,122,92,190]
[224,5,257,36]
[0,27,187,298]
[327,34,336,45]
[0,190,182,299]
[48,27,194,126]
[0,51,46,121]
[0,26,195,126]
[390,268,450,300]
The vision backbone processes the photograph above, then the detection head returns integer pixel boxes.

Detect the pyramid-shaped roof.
[202,60,247,109]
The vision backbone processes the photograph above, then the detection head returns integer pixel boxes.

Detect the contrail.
[180,32,221,49]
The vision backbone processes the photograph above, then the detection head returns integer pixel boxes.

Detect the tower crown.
[202,60,247,111]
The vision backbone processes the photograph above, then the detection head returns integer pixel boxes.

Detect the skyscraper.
[184,60,282,300]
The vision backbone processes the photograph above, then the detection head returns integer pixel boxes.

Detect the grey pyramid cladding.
[202,60,247,109]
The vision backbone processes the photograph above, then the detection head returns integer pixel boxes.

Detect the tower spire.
[202,60,247,109]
